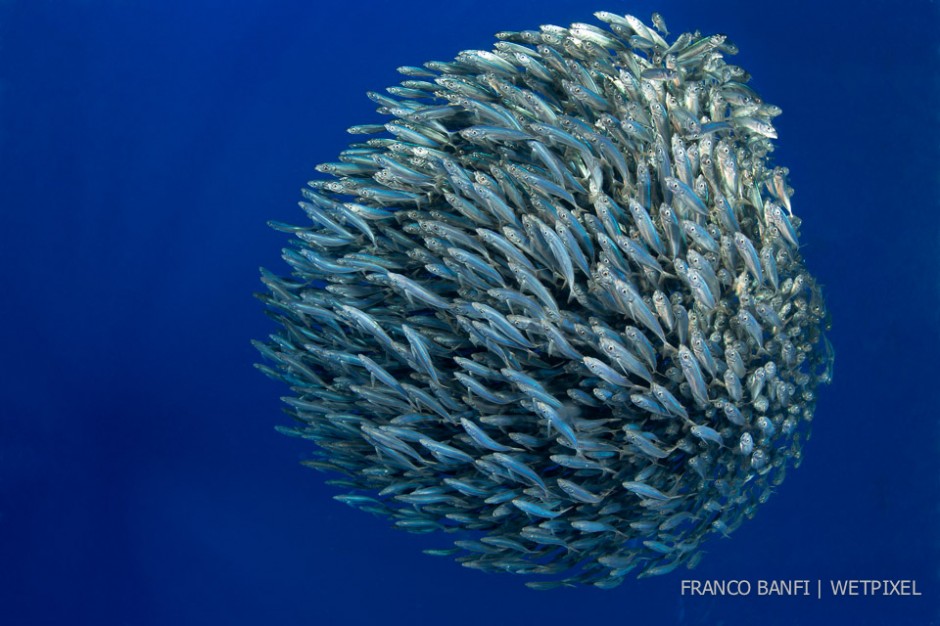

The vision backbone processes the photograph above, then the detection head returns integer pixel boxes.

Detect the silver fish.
[260,10,832,589]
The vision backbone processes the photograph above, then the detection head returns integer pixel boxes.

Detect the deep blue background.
[1,1,937,624]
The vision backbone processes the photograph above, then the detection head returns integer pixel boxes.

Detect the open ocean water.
[1,1,938,624]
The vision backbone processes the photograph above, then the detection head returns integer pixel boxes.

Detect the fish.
[557,478,606,504]
[386,272,451,309]
[678,346,710,406]
[665,176,709,217]
[649,382,689,420]
[651,12,669,35]
[733,232,764,286]
[623,481,676,501]
[690,424,724,446]
[623,430,674,460]
[682,220,721,254]
[723,369,744,402]
[736,309,765,348]
[258,9,832,589]
[738,432,754,455]
[687,268,717,310]
[492,453,550,493]
[357,354,408,398]
[459,125,533,143]
[533,400,579,448]
[583,355,636,387]
[767,202,799,248]
[460,417,516,452]
[418,437,475,464]
[769,166,792,215]
[401,324,441,384]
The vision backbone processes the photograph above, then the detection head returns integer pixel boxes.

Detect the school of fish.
[255,11,833,589]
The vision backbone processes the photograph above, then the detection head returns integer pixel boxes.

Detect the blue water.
[1,1,937,624]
